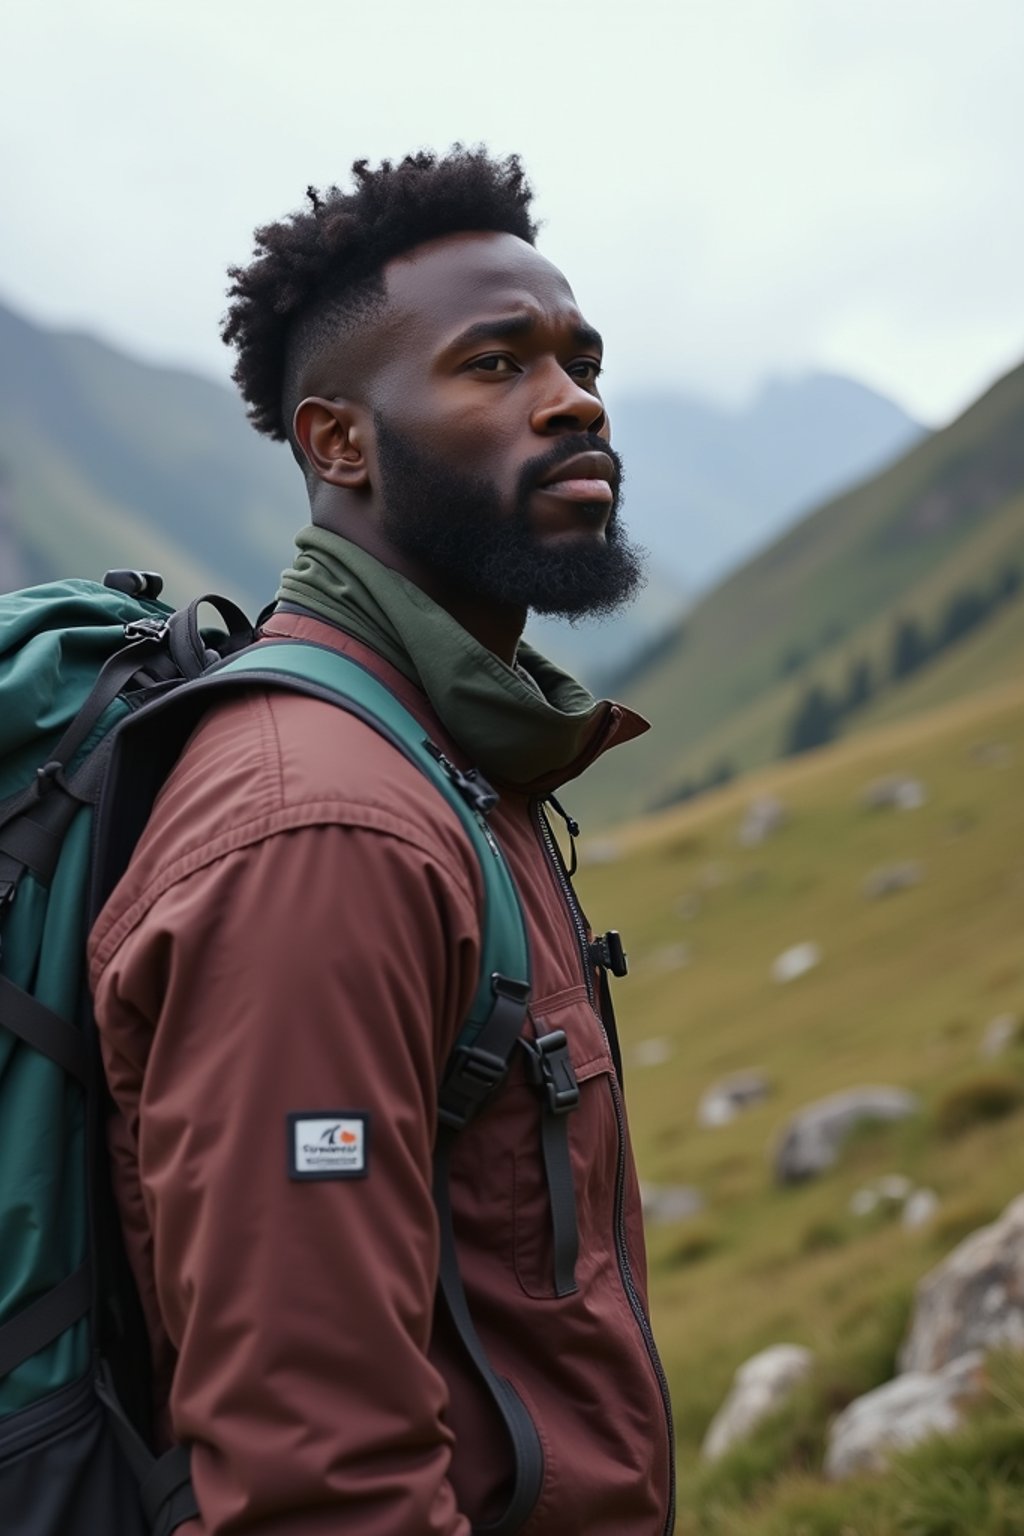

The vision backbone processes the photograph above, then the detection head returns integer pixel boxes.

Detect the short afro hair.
[221,146,538,443]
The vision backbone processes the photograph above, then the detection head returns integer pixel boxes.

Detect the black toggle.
[423,740,499,816]
[104,568,165,600]
[521,1030,580,1116]
[590,929,629,978]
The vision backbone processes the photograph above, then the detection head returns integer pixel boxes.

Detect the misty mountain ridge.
[0,297,921,680]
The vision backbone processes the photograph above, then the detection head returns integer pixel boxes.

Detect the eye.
[468,354,520,376]
[568,358,603,384]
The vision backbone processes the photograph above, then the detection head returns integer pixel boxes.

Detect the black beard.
[374,416,646,621]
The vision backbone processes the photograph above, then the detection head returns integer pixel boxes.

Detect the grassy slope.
[575,363,1024,829]
[574,679,1024,1532]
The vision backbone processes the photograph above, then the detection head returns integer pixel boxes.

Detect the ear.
[293,397,370,488]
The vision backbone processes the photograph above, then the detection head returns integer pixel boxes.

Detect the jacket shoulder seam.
[90,800,479,977]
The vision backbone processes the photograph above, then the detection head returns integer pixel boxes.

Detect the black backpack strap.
[520,1031,580,1297]
[0,1264,91,1379]
[95,1365,199,1535]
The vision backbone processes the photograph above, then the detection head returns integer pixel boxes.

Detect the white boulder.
[824,1351,986,1479]
[774,1087,919,1185]
[702,1344,815,1461]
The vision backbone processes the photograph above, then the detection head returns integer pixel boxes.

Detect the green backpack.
[0,573,546,1536]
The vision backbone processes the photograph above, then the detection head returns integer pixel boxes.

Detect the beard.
[374,416,646,621]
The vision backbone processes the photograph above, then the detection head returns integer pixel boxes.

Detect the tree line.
[783,562,1021,756]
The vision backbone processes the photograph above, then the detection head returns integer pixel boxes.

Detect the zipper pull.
[545,792,580,877]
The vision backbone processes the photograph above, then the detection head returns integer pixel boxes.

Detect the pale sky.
[3,0,1022,426]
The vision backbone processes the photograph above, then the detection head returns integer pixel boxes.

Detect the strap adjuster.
[438,1042,510,1131]
[521,1030,580,1116]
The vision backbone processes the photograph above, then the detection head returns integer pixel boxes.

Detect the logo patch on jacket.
[288,1112,370,1180]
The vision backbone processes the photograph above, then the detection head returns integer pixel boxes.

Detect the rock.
[902,1189,940,1231]
[774,1087,919,1185]
[676,892,702,921]
[900,1193,1024,1372]
[981,1013,1022,1059]
[849,1174,914,1217]
[702,1344,814,1461]
[771,941,822,984]
[698,1071,772,1128]
[632,1037,674,1069]
[970,741,1012,768]
[824,1351,986,1479]
[640,1183,705,1225]
[643,942,691,974]
[861,775,926,811]
[862,861,924,900]
[738,796,787,848]
[849,1187,880,1217]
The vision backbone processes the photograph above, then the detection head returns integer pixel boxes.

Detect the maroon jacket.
[89,611,674,1536]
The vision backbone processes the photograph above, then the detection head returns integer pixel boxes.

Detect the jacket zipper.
[532,800,677,1536]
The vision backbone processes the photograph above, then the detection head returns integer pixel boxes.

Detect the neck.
[312,504,526,665]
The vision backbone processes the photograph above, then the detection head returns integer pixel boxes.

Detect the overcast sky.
[3,0,1021,426]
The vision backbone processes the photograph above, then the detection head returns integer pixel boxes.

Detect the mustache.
[516,432,625,501]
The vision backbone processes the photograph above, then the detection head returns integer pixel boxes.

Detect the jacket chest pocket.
[512,990,620,1301]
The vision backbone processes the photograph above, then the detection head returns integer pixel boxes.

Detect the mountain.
[527,373,923,677]
[571,358,1024,829]
[0,302,306,607]
[0,296,923,684]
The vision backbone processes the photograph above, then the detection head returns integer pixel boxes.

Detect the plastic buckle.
[123,617,170,642]
[522,1030,580,1116]
[423,740,499,816]
[438,1043,510,1131]
[491,972,531,1007]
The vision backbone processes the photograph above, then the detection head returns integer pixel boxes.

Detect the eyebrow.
[449,313,604,353]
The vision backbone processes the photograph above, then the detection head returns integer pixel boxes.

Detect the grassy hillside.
[0,302,305,608]
[574,679,1024,1533]
[578,361,1024,828]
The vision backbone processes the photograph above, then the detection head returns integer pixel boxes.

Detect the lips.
[537,450,616,504]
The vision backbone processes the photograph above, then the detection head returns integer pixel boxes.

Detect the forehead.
[380,231,588,347]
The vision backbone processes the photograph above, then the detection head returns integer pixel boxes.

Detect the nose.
[530,363,607,437]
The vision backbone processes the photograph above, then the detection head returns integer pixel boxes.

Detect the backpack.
[0,572,557,1536]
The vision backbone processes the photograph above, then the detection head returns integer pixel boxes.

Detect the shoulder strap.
[95,637,543,1536]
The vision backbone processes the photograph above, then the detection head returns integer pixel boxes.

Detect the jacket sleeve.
[92,817,483,1536]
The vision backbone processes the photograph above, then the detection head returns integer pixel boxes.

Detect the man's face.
[361,232,644,619]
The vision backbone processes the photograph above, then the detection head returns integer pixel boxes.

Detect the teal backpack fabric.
[0,577,537,1536]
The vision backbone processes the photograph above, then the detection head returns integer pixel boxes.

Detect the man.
[90,147,674,1536]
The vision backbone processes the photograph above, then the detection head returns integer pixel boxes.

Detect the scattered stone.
[579,837,621,866]
[902,1189,940,1231]
[877,1174,913,1200]
[698,1071,772,1128]
[862,861,924,900]
[824,1351,986,1479]
[640,1183,705,1226]
[676,892,702,921]
[774,1087,919,1185]
[632,1037,674,1069]
[861,775,927,812]
[981,1013,1022,1059]
[849,1187,880,1217]
[701,1344,815,1461]
[641,942,691,975]
[698,862,733,891]
[738,796,787,848]
[900,1193,1024,1372]
[771,942,822,984]
[970,741,1012,768]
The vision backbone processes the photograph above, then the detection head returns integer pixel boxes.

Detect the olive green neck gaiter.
[277,525,638,792]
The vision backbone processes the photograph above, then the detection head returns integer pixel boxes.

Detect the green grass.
[574,362,1024,828]
[573,679,1024,1533]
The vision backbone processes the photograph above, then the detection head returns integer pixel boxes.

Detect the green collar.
[277,525,646,793]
